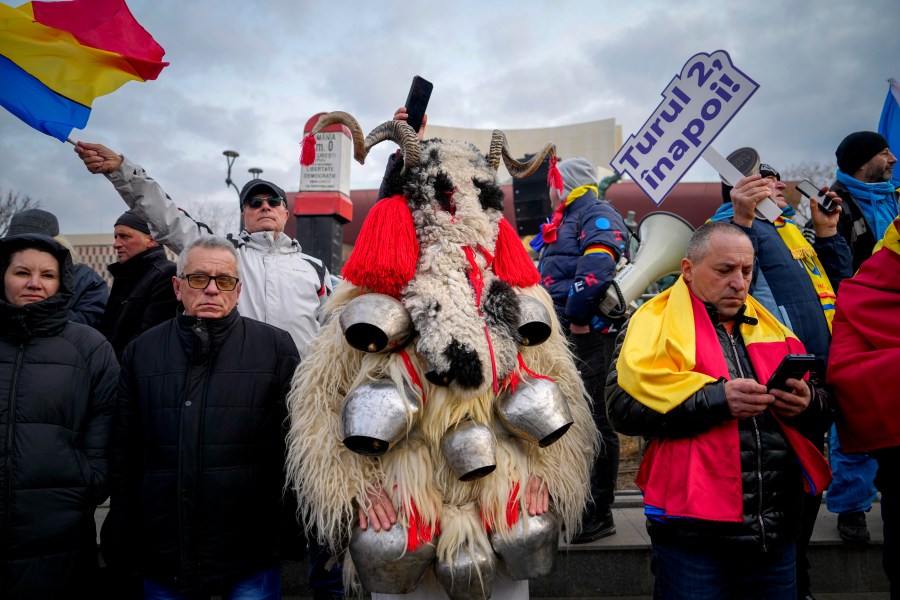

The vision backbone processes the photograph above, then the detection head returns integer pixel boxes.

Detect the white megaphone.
[600,212,694,317]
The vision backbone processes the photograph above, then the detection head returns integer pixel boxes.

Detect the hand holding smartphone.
[404,75,433,133]
[795,179,838,214]
[765,353,817,392]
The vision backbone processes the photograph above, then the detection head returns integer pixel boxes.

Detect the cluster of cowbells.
[338,293,572,598]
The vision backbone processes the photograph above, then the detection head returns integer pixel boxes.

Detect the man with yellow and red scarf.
[712,161,852,600]
[828,215,900,597]
[608,222,831,600]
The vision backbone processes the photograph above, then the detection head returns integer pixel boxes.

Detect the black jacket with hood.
[0,234,118,598]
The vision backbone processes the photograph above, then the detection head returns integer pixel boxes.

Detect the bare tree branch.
[0,189,42,237]
[780,161,837,227]
[177,199,240,236]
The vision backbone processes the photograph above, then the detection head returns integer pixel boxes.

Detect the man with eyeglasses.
[103,236,301,599]
[74,141,332,358]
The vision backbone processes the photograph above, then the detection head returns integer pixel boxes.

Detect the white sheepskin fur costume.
[286,120,598,597]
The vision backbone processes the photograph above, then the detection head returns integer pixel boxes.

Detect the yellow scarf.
[616,276,800,414]
[773,216,836,331]
[566,184,598,203]
[872,215,900,256]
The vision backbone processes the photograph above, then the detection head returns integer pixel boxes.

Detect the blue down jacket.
[538,188,629,332]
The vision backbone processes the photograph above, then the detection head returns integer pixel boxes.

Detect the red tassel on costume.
[505,482,521,528]
[494,218,539,287]
[342,195,419,298]
[299,133,317,166]
[547,154,564,194]
[503,369,521,394]
[406,499,439,553]
[480,481,522,532]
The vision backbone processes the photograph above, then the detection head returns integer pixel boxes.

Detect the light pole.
[248,167,263,180]
[223,150,240,196]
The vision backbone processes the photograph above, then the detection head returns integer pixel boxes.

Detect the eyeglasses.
[244,196,284,209]
[179,273,240,291]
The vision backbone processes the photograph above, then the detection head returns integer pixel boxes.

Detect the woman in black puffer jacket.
[0,234,118,599]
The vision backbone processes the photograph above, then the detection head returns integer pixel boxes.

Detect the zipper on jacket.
[178,317,214,582]
[725,329,767,551]
[4,345,25,556]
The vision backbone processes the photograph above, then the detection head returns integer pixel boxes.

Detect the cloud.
[0,0,897,233]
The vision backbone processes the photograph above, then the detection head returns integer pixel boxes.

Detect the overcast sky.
[1,0,897,235]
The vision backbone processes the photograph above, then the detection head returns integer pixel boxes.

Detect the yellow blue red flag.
[0,0,168,141]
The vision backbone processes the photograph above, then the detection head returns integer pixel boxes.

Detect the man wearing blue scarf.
[827,131,898,558]
[832,131,898,271]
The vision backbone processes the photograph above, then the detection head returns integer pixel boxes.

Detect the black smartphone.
[765,353,817,392]
[795,179,838,214]
[404,75,433,133]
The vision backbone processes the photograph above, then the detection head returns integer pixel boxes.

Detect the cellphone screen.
[794,180,820,199]
[405,76,433,133]
[795,180,838,213]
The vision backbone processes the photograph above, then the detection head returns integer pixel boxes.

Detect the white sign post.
[299,131,351,197]
[611,50,759,205]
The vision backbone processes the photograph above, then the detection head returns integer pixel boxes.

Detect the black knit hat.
[114,210,151,235]
[7,208,60,237]
[835,131,888,175]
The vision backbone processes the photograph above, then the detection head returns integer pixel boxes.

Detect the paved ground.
[95,499,890,599]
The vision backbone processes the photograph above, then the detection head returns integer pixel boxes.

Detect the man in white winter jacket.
[76,141,332,356]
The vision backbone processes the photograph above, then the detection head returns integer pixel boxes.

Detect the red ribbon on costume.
[463,247,485,305]
[399,349,426,406]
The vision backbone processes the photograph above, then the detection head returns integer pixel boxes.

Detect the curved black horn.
[487,130,557,178]
[364,120,421,173]
[310,111,367,165]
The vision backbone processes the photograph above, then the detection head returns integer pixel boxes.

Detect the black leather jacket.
[607,303,828,550]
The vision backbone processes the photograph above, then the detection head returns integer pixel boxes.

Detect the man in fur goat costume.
[286,112,598,599]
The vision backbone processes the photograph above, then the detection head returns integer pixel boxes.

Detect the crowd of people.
[0,113,896,600]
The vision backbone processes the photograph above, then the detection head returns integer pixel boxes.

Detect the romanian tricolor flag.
[0,0,168,141]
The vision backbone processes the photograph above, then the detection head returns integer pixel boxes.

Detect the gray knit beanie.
[557,157,598,199]
[7,208,60,237]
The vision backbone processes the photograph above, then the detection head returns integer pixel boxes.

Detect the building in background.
[65,233,177,287]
